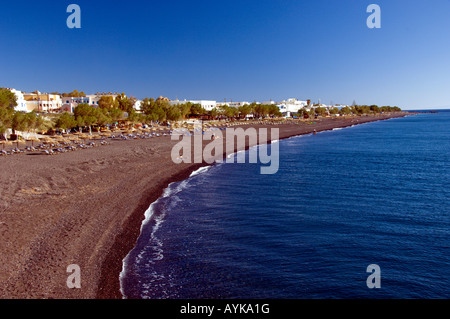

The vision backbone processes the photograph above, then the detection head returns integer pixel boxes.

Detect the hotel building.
[23,92,62,112]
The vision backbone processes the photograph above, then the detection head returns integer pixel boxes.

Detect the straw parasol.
[58,137,71,145]
[26,136,40,147]
[79,134,91,143]
[68,135,81,141]
[39,136,51,143]
[67,136,81,145]
[14,139,26,149]
[0,140,12,151]
[39,137,55,147]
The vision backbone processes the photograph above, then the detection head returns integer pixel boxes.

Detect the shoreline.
[100,112,413,299]
[0,113,413,299]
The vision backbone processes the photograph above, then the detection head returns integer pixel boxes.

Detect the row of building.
[7,88,347,118]
[8,89,120,113]
[168,98,314,117]
[169,98,349,117]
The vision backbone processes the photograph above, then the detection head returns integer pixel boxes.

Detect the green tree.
[55,112,76,132]
[62,90,86,97]
[0,88,18,108]
[76,116,86,133]
[32,112,46,134]
[339,106,352,115]
[74,103,95,134]
[223,106,238,119]
[268,104,282,117]
[140,97,155,115]
[238,105,252,119]
[166,106,182,121]
[314,106,328,116]
[98,96,119,109]
[11,112,28,135]
[116,93,137,114]
[127,109,143,125]
[329,107,340,115]
[370,105,380,113]
[298,107,310,118]
[253,104,269,118]
[92,108,111,127]
[0,88,16,140]
[0,107,14,140]
[209,108,219,120]
[190,104,206,117]
[176,102,192,119]
[108,108,124,123]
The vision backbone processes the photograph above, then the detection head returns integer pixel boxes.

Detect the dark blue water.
[121,111,450,299]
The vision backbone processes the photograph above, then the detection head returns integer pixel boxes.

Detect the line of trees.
[52,98,285,133]
[7,85,404,139]
[54,103,125,134]
[1,89,289,139]
[139,99,282,122]
[297,105,402,118]
[0,88,47,140]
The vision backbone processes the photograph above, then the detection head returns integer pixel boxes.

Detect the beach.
[0,113,411,299]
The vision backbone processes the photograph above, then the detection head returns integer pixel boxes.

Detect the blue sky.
[1,0,449,109]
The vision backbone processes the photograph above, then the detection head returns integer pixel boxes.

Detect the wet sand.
[0,113,412,299]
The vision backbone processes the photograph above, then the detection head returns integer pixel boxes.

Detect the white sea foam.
[120,179,191,298]
[226,149,245,159]
[120,165,216,298]
[190,166,211,177]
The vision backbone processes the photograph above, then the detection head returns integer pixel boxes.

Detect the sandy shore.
[0,113,412,299]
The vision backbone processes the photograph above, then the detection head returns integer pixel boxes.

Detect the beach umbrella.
[14,139,26,149]
[39,136,50,143]
[26,137,40,147]
[68,136,81,142]
[79,134,91,142]
[39,137,55,147]
[0,140,12,151]
[68,136,81,145]
[58,137,70,144]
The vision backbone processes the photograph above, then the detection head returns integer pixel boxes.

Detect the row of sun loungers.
[41,141,111,155]
[1,126,232,157]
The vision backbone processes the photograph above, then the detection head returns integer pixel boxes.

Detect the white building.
[61,95,99,107]
[8,89,29,112]
[216,101,252,108]
[24,92,62,112]
[276,98,309,117]
[169,99,217,111]
[134,100,142,112]
[61,94,118,112]
[229,101,250,108]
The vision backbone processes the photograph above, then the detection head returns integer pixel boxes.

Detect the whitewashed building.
[8,88,29,112]
[169,99,217,111]
[61,94,118,112]
[277,98,309,117]
[134,100,142,112]
[24,92,62,112]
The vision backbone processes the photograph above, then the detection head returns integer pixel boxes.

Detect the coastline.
[0,113,413,299]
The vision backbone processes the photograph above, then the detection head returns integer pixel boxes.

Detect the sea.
[120,111,450,299]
